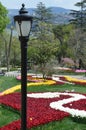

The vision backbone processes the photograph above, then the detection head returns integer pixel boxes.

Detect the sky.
[0,0,80,10]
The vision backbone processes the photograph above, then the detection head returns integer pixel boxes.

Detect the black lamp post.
[14,4,33,130]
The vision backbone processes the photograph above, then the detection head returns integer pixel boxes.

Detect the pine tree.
[70,0,86,31]
[32,2,53,39]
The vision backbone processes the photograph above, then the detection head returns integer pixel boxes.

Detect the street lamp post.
[14,4,33,130]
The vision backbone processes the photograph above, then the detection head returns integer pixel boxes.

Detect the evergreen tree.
[34,2,53,23]
[28,2,58,77]
[32,2,53,39]
[69,0,86,68]
[70,0,86,31]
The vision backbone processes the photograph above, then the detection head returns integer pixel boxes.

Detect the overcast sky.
[0,0,80,10]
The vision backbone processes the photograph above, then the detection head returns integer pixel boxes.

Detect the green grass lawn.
[0,105,20,127]
[0,76,20,91]
[31,117,86,130]
[0,76,86,130]
[27,84,86,94]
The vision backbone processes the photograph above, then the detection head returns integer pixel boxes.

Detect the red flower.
[1,92,86,129]
[0,92,69,129]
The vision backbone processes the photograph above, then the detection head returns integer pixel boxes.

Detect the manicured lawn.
[0,105,20,127]
[27,84,86,94]
[0,76,86,129]
[31,117,86,130]
[0,76,20,91]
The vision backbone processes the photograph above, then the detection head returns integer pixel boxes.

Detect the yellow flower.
[1,80,56,96]
[64,76,86,83]
[1,85,21,95]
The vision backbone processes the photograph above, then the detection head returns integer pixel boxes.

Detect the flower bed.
[0,92,69,129]
[0,78,64,96]
[60,76,86,85]
[0,92,86,129]
[16,75,44,82]
[75,69,86,73]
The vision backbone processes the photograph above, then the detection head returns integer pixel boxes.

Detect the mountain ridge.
[8,6,71,15]
[7,6,72,27]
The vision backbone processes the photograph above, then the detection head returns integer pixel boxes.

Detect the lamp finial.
[22,3,25,8]
[19,4,28,14]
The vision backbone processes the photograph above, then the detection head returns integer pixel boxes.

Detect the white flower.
[27,92,86,118]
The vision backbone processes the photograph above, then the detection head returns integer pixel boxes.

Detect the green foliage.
[33,2,53,39]
[70,0,86,31]
[10,36,20,67]
[33,41,55,64]
[53,24,73,62]
[68,28,86,68]
[35,2,53,23]
[28,3,58,78]
[28,39,58,78]
[69,0,86,69]
[0,30,20,68]
[0,2,9,32]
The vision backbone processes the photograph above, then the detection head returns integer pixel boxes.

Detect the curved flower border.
[60,76,86,85]
[0,79,56,96]
[1,75,86,96]
[0,76,65,96]
[0,92,86,129]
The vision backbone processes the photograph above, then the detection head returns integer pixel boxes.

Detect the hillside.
[7,7,72,28]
